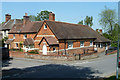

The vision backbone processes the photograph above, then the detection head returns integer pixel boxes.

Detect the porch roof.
[39,37,59,46]
[24,38,34,46]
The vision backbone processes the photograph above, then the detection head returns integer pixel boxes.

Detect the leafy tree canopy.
[29,10,52,21]
[84,16,93,27]
[78,16,93,27]
[99,6,117,33]
[78,20,83,25]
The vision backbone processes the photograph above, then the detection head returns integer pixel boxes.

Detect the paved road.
[2,53,117,78]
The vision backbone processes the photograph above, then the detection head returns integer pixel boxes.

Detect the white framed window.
[24,34,27,39]
[44,25,47,29]
[68,41,73,49]
[90,40,93,46]
[53,47,56,52]
[80,41,84,47]
[16,43,18,47]
[13,34,15,39]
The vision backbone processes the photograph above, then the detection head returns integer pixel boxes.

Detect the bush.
[29,50,39,54]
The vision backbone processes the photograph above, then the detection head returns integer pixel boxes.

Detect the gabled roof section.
[0,19,23,31]
[39,37,59,46]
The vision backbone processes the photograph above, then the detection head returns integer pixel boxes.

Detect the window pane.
[80,41,84,47]
[13,34,15,39]
[24,34,27,39]
[44,25,47,29]
[16,43,18,47]
[68,41,73,48]
[90,40,93,46]
[53,47,56,51]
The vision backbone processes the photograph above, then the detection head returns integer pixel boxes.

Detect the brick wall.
[34,22,58,48]
[8,33,36,49]
[73,41,80,48]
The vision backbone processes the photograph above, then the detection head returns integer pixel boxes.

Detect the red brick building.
[6,13,111,56]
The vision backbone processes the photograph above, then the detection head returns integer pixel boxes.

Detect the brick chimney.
[99,29,102,34]
[5,14,11,22]
[23,13,29,27]
[49,12,55,21]
[96,29,99,33]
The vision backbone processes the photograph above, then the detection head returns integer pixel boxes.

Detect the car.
[108,47,117,50]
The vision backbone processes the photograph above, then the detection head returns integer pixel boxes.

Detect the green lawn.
[104,75,120,80]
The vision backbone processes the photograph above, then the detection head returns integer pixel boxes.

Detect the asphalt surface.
[2,53,117,78]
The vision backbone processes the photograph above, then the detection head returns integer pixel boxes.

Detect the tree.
[2,22,4,24]
[36,10,52,21]
[102,23,120,47]
[78,20,83,25]
[84,16,93,27]
[19,41,23,51]
[29,15,37,21]
[99,6,117,33]
[3,37,8,41]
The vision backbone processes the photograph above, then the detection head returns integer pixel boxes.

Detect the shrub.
[29,50,39,54]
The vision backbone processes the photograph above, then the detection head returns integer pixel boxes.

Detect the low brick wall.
[80,53,98,60]
[9,51,25,58]
[106,50,117,55]
[9,50,98,61]
[9,51,75,61]
[24,53,75,61]
[97,47,105,53]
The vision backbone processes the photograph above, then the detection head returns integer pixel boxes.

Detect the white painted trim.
[22,48,39,50]
[23,34,27,39]
[39,50,57,53]
[34,40,41,42]
[14,47,19,48]
[37,35,55,37]
[14,42,20,43]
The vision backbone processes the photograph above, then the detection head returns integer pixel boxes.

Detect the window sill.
[80,46,84,48]
[67,47,73,49]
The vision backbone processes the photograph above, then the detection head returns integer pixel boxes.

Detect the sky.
[1,2,118,30]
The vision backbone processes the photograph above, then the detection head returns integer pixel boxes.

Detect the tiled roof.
[9,23,23,33]
[9,21,43,34]
[45,20,111,42]
[45,20,97,40]
[21,21,43,33]
[0,19,23,31]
